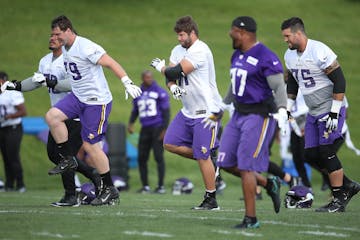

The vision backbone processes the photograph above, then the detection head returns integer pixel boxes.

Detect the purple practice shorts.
[54,92,112,144]
[163,111,219,160]
[304,107,346,149]
[217,112,276,172]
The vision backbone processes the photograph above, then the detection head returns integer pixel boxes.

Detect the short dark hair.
[51,15,74,32]
[281,17,305,33]
[174,16,199,36]
[0,71,8,81]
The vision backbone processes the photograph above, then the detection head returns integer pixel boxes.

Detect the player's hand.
[32,72,47,86]
[170,84,186,100]
[150,58,165,73]
[121,76,142,100]
[201,111,223,129]
[0,81,16,93]
[272,108,288,136]
[46,78,58,89]
[127,124,135,134]
[319,112,338,132]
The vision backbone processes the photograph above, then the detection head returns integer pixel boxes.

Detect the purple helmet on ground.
[172,177,194,195]
[112,175,128,191]
[79,182,96,204]
[284,185,314,208]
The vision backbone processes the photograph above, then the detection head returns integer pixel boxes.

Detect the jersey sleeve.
[83,40,106,64]
[184,48,206,70]
[158,89,170,110]
[169,48,178,65]
[262,52,283,77]
[315,42,337,70]
[11,91,25,105]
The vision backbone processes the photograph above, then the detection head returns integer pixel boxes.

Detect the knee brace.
[319,145,342,173]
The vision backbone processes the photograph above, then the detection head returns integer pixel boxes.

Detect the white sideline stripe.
[123,231,173,238]
[212,230,262,237]
[298,231,349,238]
[31,231,80,238]
[3,209,359,234]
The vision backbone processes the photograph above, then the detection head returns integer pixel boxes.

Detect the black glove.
[46,77,58,89]
[7,80,22,91]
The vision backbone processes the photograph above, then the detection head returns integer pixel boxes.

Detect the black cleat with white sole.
[91,186,119,206]
[192,195,220,210]
[315,198,345,213]
[48,156,78,175]
[51,195,80,207]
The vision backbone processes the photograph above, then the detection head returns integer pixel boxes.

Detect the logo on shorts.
[88,133,95,140]
[323,131,330,139]
[201,146,208,154]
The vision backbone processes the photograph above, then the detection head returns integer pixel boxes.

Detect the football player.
[7,33,101,206]
[281,17,360,212]
[218,16,287,228]
[151,16,223,210]
[128,70,170,194]
[45,15,142,206]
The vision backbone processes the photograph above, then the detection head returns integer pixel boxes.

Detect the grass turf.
[1,185,359,240]
[0,0,359,239]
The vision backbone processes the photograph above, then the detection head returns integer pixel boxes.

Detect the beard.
[180,38,192,48]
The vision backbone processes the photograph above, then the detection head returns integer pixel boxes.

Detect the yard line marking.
[298,231,349,238]
[123,231,173,238]
[31,231,80,238]
[212,230,262,237]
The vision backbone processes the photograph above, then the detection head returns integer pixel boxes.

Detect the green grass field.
[0,0,359,239]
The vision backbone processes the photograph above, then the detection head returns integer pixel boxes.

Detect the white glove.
[0,81,15,93]
[121,76,142,100]
[273,108,288,136]
[170,84,186,100]
[150,58,166,73]
[319,100,342,132]
[32,72,46,86]
[201,111,223,129]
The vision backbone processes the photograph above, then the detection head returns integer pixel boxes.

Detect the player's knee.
[304,147,320,166]
[45,108,64,126]
[319,145,342,173]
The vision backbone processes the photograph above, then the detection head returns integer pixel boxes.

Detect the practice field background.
[0,0,359,239]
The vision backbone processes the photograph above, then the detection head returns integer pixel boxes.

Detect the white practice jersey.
[284,39,344,116]
[38,52,69,106]
[290,89,308,118]
[0,91,24,127]
[62,36,112,105]
[169,39,223,119]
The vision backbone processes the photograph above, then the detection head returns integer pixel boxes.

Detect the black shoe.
[137,186,151,194]
[266,176,281,213]
[154,186,166,194]
[51,195,80,207]
[216,177,227,193]
[48,156,78,175]
[234,216,260,229]
[315,198,345,213]
[91,186,119,206]
[192,195,220,210]
[343,181,360,207]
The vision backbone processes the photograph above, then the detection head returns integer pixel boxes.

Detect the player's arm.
[319,60,346,131]
[97,53,142,99]
[5,103,27,119]
[285,69,299,112]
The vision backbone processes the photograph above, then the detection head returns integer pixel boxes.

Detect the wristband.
[286,98,295,112]
[330,99,342,114]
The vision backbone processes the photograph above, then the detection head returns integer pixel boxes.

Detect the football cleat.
[215,176,227,193]
[315,197,345,213]
[192,194,220,210]
[48,156,78,175]
[154,186,166,194]
[234,216,260,229]
[137,186,151,194]
[343,180,360,207]
[91,186,119,206]
[51,195,80,207]
[266,176,281,213]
